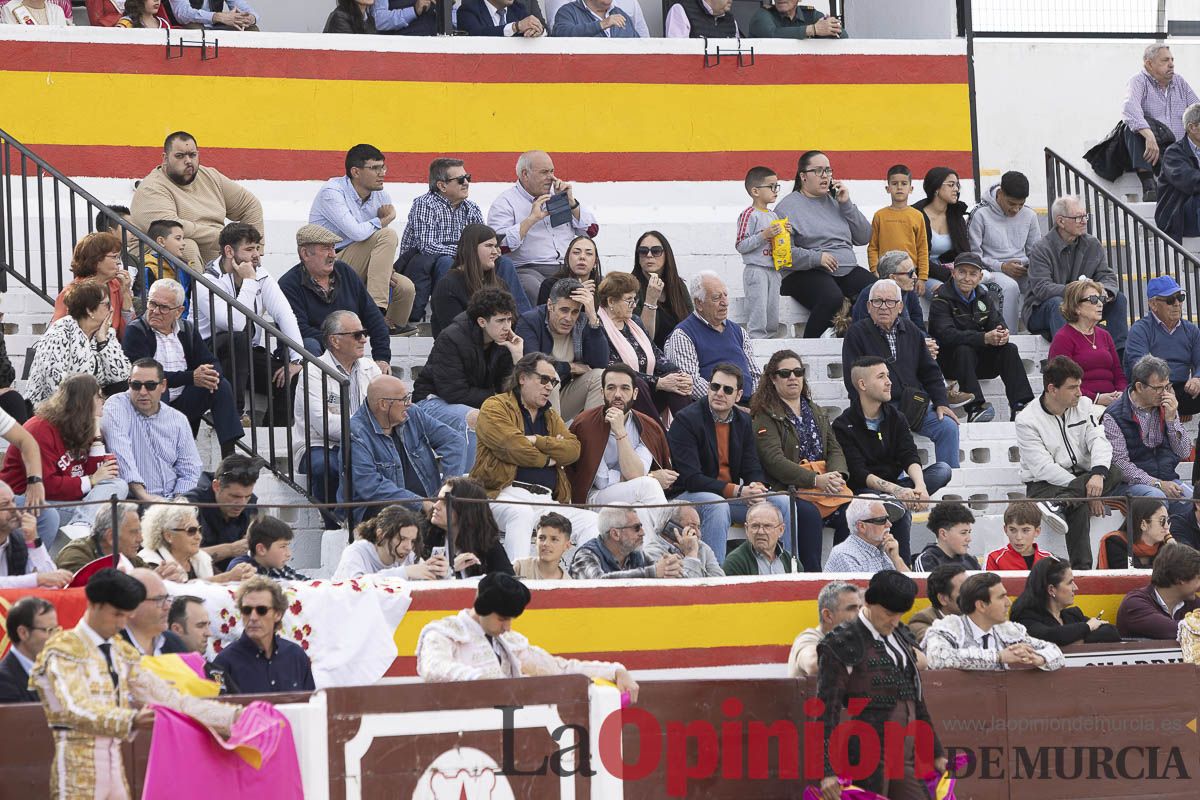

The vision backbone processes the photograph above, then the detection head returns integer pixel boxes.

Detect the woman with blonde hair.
[1047,279,1126,405]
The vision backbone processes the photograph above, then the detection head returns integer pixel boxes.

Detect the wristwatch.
[25,476,42,485]
[1154,480,1163,490]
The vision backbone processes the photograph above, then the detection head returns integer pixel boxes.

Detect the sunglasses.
[773,367,806,379]
[637,245,665,258]
[170,526,202,536]
[616,522,644,532]
[535,374,561,388]
[709,382,737,395]
[445,174,472,185]
[1156,293,1187,305]
[1081,295,1104,306]
[239,605,274,617]
[332,329,369,340]
[895,269,917,278]
[129,380,161,392]
[861,516,891,526]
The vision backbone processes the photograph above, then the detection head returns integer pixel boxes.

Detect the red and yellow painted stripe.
[0,39,971,182]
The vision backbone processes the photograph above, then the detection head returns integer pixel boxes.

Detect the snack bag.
[772,216,792,270]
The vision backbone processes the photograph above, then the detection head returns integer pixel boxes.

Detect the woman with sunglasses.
[1047,279,1126,405]
[423,477,514,579]
[430,224,503,337]
[537,235,602,307]
[749,349,849,571]
[849,250,926,332]
[26,280,131,406]
[630,231,692,351]
[138,501,254,583]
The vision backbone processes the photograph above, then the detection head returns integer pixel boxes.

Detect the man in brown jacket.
[471,352,599,563]
[567,364,676,536]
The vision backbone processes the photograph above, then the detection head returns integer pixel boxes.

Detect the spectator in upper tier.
[228,516,309,581]
[667,362,792,564]
[631,231,692,352]
[664,0,737,38]
[182,453,260,572]
[196,223,303,426]
[748,0,844,38]
[1125,276,1200,416]
[291,311,381,513]
[1102,355,1192,507]
[850,250,926,332]
[131,132,264,272]
[750,349,850,570]
[843,279,961,470]
[29,281,132,406]
[1116,541,1200,639]
[928,252,1034,423]
[787,581,862,678]
[431,225,516,337]
[51,232,134,343]
[1047,280,1127,405]
[279,223,393,370]
[401,158,528,323]
[124,278,242,458]
[324,0,375,32]
[310,144,416,336]
[487,150,599,304]
[735,166,784,340]
[1016,357,1122,570]
[721,502,798,576]
[907,563,966,644]
[823,495,908,574]
[0,481,69,589]
[832,357,952,565]
[867,165,930,293]
[1171,502,1200,550]
[373,0,437,35]
[101,359,201,503]
[1123,44,1198,201]
[536,235,601,308]
[515,278,607,421]
[333,505,450,580]
[341,375,463,523]
[774,150,876,339]
[913,167,970,290]
[117,0,171,27]
[168,0,258,28]
[985,501,1055,572]
[458,0,544,37]
[1156,103,1200,241]
[140,219,187,292]
[911,501,981,572]
[1025,195,1128,352]
[0,596,56,703]
[967,171,1040,332]
[0,325,26,428]
[1011,557,1120,646]
[665,272,761,400]
[470,354,598,562]
[414,288,524,472]
[552,0,638,36]
[424,477,516,578]
[1,0,70,24]
[56,502,176,576]
[569,505,684,579]
[212,577,316,694]
[138,502,254,584]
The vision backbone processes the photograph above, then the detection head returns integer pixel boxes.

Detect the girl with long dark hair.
[630,231,692,351]
[430,224,503,336]
[424,476,514,578]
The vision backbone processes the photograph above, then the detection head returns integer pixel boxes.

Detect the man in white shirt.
[486,150,599,304]
[196,222,304,425]
[292,310,381,512]
[0,480,69,589]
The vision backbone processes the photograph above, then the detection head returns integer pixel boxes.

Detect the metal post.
[110,494,120,569]
[964,0,982,205]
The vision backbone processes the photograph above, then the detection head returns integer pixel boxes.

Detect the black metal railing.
[0,127,354,527]
[1045,146,1200,324]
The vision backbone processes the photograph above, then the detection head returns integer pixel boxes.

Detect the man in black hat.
[28,568,241,800]
[816,571,946,800]
[414,572,639,700]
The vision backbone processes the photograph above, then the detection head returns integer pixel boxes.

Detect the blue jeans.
[674,491,792,564]
[898,404,961,469]
[890,462,953,565]
[1027,293,1129,351]
[1126,479,1193,517]
[301,445,341,505]
[15,494,60,547]
[415,396,476,472]
[57,478,130,529]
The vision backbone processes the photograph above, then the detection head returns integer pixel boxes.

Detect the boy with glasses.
[735,166,787,339]
[867,164,930,296]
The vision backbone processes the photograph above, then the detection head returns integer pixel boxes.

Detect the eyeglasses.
[803,167,834,176]
[756,183,782,192]
[360,163,387,174]
[384,395,412,406]
[170,526,202,536]
[97,298,112,308]
[868,298,901,309]
[1143,382,1172,394]
[1062,213,1090,223]
[31,625,62,634]
[239,605,274,617]
[1156,293,1187,305]
[129,380,161,392]
[331,329,369,340]
[861,516,891,526]
[773,367,806,379]
[147,300,182,313]
[444,174,472,185]
[1081,295,1105,306]
[746,523,781,533]
[709,382,737,395]
[145,594,172,606]
[621,297,638,308]
[637,245,664,258]
[535,374,561,388]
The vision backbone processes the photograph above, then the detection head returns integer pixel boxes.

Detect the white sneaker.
[1035,501,1069,537]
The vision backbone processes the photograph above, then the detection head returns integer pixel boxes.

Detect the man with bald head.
[119,568,188,656]
[487,150,599,304]
[341,374,463,522]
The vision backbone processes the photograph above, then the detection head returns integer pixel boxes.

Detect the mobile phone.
[660,519,683,545]
[829,180,839,197]
[430,546,447,560]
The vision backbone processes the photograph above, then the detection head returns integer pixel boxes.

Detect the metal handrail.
[1045,146,1200,324]
[0,126,354,525]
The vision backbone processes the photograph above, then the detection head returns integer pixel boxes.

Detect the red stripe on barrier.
[16,145,975,182]
[0,41,966,85]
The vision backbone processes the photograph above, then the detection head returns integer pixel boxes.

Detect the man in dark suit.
[118,569,188,656]
[1155,102,1200,241]
[0,596,57,703]
[458,0,544,35]
[122,278,243,458]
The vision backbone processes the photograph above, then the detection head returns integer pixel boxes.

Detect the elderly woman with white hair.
[138,501,255,583]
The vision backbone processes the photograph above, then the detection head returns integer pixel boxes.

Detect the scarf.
[788,397,825,463]
[599,308,655,376]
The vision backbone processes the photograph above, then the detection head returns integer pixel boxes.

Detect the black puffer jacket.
[412,312,514,408]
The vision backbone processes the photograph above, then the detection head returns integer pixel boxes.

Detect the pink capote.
[142,700,303,798]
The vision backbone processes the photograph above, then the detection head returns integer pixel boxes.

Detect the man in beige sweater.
[131,131,264,272]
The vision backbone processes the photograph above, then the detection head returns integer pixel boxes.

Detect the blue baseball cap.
[1147,275,1183,299]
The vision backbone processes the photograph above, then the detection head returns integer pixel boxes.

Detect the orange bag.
[796,459,852,515]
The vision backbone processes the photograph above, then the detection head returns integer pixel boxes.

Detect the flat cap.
[295,224,341,247]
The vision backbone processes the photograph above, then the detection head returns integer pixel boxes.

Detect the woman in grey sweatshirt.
[774,150,876,338]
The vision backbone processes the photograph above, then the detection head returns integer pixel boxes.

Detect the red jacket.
[85,0,121,26]
[567,407,671,505]
[0,417,98,501]
[985,543,1054,572]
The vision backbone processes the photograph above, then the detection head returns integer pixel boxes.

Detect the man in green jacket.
[722,502,797,575]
